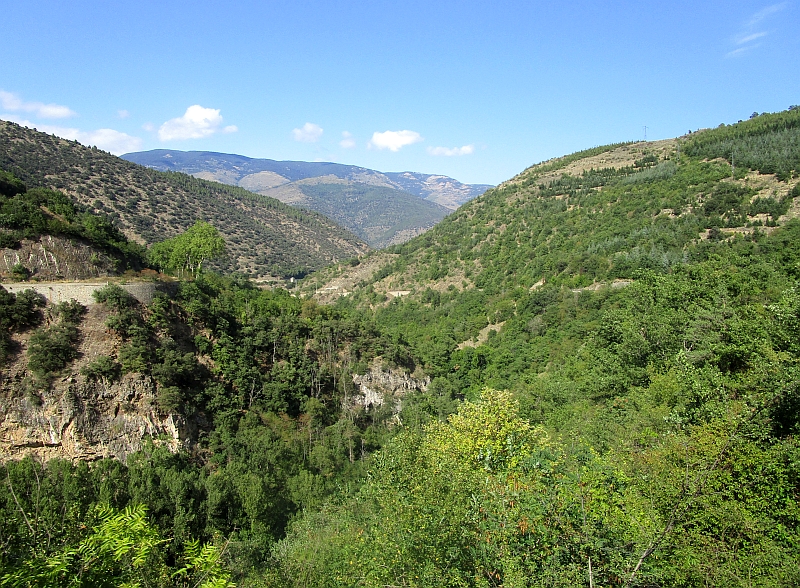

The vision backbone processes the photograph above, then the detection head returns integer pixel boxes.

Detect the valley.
[1,108,800,587]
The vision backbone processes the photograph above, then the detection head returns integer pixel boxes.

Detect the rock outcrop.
[350,361,430,414]
[0,372,191,462]
[1,235,119,280]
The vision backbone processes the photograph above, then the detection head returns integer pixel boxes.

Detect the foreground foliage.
[269,387,800,587]
[0,502,234,588]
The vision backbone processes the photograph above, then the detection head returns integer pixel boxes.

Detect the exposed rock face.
[0,302,195,463]
[351,362,430,413]
[0,235,118,280]
[0,372,190,462]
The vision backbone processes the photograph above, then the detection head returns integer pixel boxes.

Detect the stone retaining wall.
[1,281,177,306]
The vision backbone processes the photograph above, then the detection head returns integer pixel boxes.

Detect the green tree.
[149,221,226,277]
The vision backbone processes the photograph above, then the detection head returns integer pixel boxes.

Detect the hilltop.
[122,149,491,247]
[0,121,367,278]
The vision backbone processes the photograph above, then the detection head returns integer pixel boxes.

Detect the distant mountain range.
[122,150,493,248]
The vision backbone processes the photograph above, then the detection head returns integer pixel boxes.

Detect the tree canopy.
[149,221,226,276]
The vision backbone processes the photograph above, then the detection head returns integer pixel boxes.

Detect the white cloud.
[0,90,76,119]
[142,122,155,132]
[726,46,753,58]
[427,144,475,156]
[368,130,423,152]
[292,122,323,142]
[158,105,236,141]
[84,128,144,154]
[728,3,787,57]
[117,109,130,119]
[0,114,142,154]
[340,131,356,149]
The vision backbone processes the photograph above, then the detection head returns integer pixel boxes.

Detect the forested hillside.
[0,121,367,278]
[2,109,800,587]
[280,109,800,586]
[0,275,414,585]
[261,178,450,248]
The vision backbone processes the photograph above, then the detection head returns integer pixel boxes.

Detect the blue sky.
[1,1,797,185]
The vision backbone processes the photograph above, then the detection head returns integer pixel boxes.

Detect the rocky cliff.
[0,301,194,463]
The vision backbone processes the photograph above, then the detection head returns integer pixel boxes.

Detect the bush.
[27,323,81,377]
[51,299,86,324]
[156,385,184,413]
[0,287,45,364]
[0,170,26,197]
[26,300,85,379]
[118,340,152,374]
[0,288,45,331]
[10,263,30,280]
[92,284,135,310]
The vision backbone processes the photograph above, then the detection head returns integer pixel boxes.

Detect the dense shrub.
[0,287,45,363]
[80,355,121,382]
[26,301,86,379]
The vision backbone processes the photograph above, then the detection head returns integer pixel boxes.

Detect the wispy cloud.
[747,2,788,26]
[292,122,323,142]
[726,46,752,58]
[427,144,474,157]
[727,2,787,57]
[0,90,76,119]
[735,31,768,44]
[340,131,356,149]
[117,109,130,119]
[158,105,237,141]
[0,114,142,154]
[368,130,423,152]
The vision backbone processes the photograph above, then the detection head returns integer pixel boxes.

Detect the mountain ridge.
[122,149,493,209]
[122,149,491,248]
